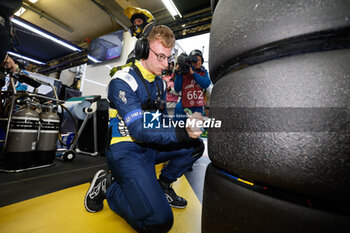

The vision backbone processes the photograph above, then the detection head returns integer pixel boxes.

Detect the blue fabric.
[124,109,143,126]
[105,142,202,232]
[15,82,28,91]
[108,67,179,145]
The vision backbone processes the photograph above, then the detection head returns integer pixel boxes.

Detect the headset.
[134,22,157,60]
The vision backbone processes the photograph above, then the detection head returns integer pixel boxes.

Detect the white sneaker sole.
[170,204,187,209]
[84,170,106,213]
[166,193,187,209]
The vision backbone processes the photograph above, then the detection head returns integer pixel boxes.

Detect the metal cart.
[56,95,101,161]
[0,70,64,172]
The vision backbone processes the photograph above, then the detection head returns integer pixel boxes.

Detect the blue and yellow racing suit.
[105,60,204,232]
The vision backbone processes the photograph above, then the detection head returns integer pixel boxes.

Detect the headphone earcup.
[135,38,149,60]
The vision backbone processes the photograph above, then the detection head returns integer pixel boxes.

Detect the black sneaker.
[159,179,187,208]
[84,170,110,213]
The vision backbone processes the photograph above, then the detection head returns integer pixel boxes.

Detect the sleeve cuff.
[175,125,191,143]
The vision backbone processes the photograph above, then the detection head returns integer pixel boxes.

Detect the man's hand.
[186,111,204,139]
[189,66,194,75]
[2,55,18,73]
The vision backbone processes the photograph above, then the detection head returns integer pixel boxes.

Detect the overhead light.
[11,18,81,52]
[160,0,182,19]
[10,17,100,64]
[28,0,39,3]
[8,51,45,65]
[14,7,26,17]
[87,55,101,63]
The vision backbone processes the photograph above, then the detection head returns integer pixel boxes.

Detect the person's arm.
[0,0,22,68]
[192,70,211,89]
[108,78,197,145]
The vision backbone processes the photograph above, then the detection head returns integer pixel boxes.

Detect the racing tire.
[208,49,350,203]
[209,0,350,83]
[202,163,350,233]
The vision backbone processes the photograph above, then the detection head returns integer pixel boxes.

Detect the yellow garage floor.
[0,167,201,233]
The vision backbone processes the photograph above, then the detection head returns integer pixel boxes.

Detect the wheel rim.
[67,153,74,160]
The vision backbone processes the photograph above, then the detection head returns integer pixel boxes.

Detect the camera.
[176,53,198,74]
[145,97,166,111]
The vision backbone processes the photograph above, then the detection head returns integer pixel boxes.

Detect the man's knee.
[143,211,173,233]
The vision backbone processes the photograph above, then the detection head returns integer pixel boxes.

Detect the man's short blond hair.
[148,25,175,49]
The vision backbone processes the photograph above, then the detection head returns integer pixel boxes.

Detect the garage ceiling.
[11,0,211,73]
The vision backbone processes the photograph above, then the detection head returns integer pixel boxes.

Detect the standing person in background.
[0,0,22,115]
[162,61,178,117]
[124,6,156,64]
[174,49,211,122]
[84,25,205,233]
[110,6,156,77]
[0,0,22,73]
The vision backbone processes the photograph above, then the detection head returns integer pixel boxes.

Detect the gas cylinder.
[35,103,60,165]
[5,98,40,169]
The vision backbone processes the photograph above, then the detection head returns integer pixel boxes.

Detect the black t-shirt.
[0,0,22,62]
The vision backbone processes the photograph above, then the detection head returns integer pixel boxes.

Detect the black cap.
[189,49,204,63]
